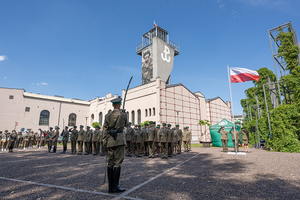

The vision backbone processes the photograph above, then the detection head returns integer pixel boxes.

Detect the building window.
[137,109,141,125]
[126,112,129,122]
[149,108,151,116]
[25,107,30,112]
[145,109,148,117]
[131,110,135,125]
[68,113,77,126]
[99,112,103,126]
[153,108,155,116]
[39,110,50,126]
[9,95,14,99]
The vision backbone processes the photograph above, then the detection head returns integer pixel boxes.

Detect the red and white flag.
[15,121,18,126]
[230,67,259,83]
[154,21,157,27]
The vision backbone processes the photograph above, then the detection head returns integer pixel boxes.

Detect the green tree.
[140,120,150,127]
[198,119,211,141]
[92,122,101,128]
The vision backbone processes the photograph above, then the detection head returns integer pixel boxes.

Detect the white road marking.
[112,153,200,200]
[0,176,142,200]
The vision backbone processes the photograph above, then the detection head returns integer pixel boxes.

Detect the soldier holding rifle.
[103,97,127,193]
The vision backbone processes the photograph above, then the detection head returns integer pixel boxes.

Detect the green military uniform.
[70,126,78,154]
[167,125,174,157]
[99,129,105,156]
[175,125,183,154]
[102,97,127,193]
[47,128,54,152]
[23,132,30,150]
[143,125,149,156]
[218,127,229,152]
[160,124,169,159]
[51,127,60,153]
[147,122,157,158]
[230,128,239,152]
[61,127,69,154]
[241,129,249,145]
[186,127,192,151]
[155,126,161,156]
[135,126,144,157]
[77,125,85,155]
[182,127,188,152]
[125,123,134,157]
[92,126,100,155]
[172,127,178,155]
[84,127,92,155]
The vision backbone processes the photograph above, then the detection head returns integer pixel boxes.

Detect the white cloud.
[4,77,6,79]
[37,83,40,85]
[0,55,8,61]
[41,82,48,85]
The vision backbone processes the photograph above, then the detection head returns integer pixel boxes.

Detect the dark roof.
[205,97,220,103]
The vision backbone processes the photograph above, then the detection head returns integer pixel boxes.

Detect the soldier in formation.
[47,127,54,152]
[92,125,100,155]
[241,127,249,152]
[155,125,161,157]
[77,125,85,155]
[218,126,229,152]
[70,126,78,154]
[61,126,69,154]
[84,126,92,155]
[229,126,239,152]
[125,122,134,157]
[1,120,194,158]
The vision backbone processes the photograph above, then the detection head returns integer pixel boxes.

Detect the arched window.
[149,108,151,116]
[99,112,103,126]
[68,113,77,126]
[145,109,148,117]
[91,114,94,125]
[153,107,155,116]
[126,111,129,122]
[137,109,141,125]
[131,110,135,125]
[39,110,50,126]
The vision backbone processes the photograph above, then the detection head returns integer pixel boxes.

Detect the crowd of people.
[0,123,193,158]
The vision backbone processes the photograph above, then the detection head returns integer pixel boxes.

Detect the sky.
[1,0,300,115]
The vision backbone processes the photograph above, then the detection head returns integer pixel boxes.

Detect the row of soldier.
[125,122,192,159]
[0,130,44,152]
[0,122,193,157]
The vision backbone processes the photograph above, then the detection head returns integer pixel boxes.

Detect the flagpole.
[227,65,237,154]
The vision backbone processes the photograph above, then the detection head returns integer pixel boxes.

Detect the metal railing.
[136,40,180,54]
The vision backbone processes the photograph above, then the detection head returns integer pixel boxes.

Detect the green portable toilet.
[209,119,241,147]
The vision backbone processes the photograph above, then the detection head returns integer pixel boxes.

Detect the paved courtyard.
[1,146,300,200]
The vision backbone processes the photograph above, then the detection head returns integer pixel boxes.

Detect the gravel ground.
[1,145,300,200]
